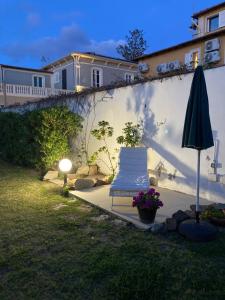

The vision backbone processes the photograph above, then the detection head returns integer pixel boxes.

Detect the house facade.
[137,2,225,77]
[0,64,73,106]
[43,52,138,92]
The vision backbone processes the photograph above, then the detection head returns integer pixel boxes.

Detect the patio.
[68,185,212,230]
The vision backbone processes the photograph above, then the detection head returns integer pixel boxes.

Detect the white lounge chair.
[110,147,149,206]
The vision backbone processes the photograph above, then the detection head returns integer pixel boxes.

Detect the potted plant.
[132,188,163,224]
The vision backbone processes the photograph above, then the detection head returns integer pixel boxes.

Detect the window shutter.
[219,10,225,27]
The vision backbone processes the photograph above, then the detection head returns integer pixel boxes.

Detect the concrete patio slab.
[68,185,213,230]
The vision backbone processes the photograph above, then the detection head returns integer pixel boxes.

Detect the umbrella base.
[178,219,218,242]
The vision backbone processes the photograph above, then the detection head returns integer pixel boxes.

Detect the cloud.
[1,24,123,64]
[27,12,40,26]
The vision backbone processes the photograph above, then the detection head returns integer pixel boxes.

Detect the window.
[33,75,45,87]
[53,71,60,84]
[208,15,219,32]
[91,68,103,87]
[125,73,134,83]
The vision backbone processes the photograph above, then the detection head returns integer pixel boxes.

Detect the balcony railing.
[0,83,74,98]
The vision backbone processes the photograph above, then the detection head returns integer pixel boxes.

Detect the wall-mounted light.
[59,158,72,185]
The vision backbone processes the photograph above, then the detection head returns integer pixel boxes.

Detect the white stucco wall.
[2,66,225,202]
[83,66,225,202]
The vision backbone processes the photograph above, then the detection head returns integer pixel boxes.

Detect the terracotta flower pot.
[137,207,157,224]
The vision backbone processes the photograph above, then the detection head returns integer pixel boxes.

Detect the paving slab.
[69,185,213,230]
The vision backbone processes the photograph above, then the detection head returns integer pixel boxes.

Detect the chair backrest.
[118,147,147,175]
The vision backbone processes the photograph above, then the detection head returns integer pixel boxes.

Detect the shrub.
[116,122,142,147]
[90,121,117,176]
[0,107,83,172]
[0,112,30,165]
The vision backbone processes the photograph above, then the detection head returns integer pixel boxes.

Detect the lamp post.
[58,158,72,186]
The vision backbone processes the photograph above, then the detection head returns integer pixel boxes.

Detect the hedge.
[0,106,83,172]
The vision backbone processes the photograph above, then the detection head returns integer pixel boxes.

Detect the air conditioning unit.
[156,63,168,73]
[205,38,220,52]
[138,63,149,73]
[166,60,181,71]
[204,50,220,64]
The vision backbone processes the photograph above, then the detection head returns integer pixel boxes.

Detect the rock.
[88,165,98,176]
[53,203,68,210]
[190,204,209,212]
[178,219,218,242]
[166,218,177,231]
[74,178,96,190]
[95,179,108,187]
[91,214,109,222]
[150,177,158,186]
[172,210,190,224]
[67,173,77,180]
[76,165,90,176]
[151,223,165,234]
[184,210,196,219]
[43,170,58,181]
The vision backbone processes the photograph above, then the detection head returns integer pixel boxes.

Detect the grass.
[0,161,225,300]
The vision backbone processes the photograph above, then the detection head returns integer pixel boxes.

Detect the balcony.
[0,83,74,99]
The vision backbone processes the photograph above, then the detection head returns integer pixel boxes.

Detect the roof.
[0,64,53,74]
[135,28,225,61]
[192,1,225,19]
[79,51,137,63]
[43,51,137,70]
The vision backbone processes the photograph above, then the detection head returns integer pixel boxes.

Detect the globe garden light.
[58,158,72,185]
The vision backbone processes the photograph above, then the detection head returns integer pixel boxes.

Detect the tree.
[116,29,147,61]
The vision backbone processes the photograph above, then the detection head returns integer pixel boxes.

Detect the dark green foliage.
[0,107,83,171]
[0,112,30,165]
[117,122,143,147]
[90,121,117,176]
[201,206,225,220]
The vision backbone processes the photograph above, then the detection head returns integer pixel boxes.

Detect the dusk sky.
[0,0,222,68]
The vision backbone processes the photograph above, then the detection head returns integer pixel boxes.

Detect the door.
[62,69,67,90]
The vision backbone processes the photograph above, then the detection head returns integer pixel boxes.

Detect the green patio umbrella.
[182,65,214,224]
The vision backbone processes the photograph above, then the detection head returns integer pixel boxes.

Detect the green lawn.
[0,162,225,300]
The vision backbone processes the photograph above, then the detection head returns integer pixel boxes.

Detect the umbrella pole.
[196,150,201,223]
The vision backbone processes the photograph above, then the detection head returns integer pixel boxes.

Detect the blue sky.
[0,0,221,68]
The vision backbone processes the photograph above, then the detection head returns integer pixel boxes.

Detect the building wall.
[2,69,51,88]
[195,7,225,38]
[79,60,137,88]
[138,35,225,77]
[81,67,225,202]
[47,56,138,90]
[3,66,225,202]
[0,95,42,106]
[50,60,75,90]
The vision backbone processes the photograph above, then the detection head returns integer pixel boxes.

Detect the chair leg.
[111,197,114,208]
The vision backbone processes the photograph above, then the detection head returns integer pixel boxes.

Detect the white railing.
[0,83,74,98]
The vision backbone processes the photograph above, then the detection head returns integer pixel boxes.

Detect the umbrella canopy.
[182,65,214,150]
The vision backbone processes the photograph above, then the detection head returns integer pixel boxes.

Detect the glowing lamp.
[59,158,72,185]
